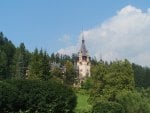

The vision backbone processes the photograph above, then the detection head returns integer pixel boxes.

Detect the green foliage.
[39,50,51,80]
[132,63,150,88]
[108,60,135,90]
[0,51,7,78]
[28,48,41,79]
[50,53,73,65]
[0,81,18,112]
[81,77,94,91]
[1,32,150,113]
[0,79,77,113]
[0,32,16,79]
[64,61,76,85]
[89,60,150,113]
[92,101,125,113]
[12,43,31,79]
[28,49,51,80]
[140,87,150,103]
[90,60,135,103]
[51,66,63,78]
[75,91,91,113]
[116,90,150,113]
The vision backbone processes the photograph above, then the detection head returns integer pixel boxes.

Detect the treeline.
[83,60,150,113]
[0,32,78,84]
[90,60,150,89]
[1,32,150,88]
[1,32,150,113]
[0,32,77,113]
[132,63,150,88]
[0,79,76,113]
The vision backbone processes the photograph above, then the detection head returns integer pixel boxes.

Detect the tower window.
[82,56,87,61]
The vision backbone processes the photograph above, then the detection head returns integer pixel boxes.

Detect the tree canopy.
[0,31,150,113]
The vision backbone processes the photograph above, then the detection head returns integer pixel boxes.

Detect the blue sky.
[0,0,149,52]
[1,0,150,66]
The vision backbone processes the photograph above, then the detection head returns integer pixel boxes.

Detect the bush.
[92,101,125,113]
[0,81,18,112]
[81,77,94,91]
[116,90,150,113]
[0,80,77,113]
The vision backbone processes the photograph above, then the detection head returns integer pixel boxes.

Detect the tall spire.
[80,31,87,56]
[82,30,84,43]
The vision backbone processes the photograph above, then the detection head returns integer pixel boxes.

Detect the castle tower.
[77,34,90,84]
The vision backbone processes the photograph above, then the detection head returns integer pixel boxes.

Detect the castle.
[49,34,91,87]
[76,35,91,85]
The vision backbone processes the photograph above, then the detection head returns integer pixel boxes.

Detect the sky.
[1,0,150,66]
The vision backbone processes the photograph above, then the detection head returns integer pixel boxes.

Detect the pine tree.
[28,49,50,80]
[28,48,40,79]
[0,51,7,79]
[40,51,51,80]
[64,61,76,85]
[0,32,15,79]
[12,43,30,79]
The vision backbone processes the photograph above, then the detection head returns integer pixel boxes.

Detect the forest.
[0,32,150,113]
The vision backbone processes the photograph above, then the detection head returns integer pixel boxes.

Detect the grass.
[75,90,92,113]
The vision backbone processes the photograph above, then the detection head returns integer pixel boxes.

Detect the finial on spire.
[82,29,85,43]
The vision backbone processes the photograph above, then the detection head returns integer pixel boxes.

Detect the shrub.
[0,81,18,112]
[0,80,77,113]
[92,101,125,113]
[81,77,94,91]
[116,90,150,113]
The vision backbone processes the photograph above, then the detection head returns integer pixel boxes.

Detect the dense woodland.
[0,32,150,113]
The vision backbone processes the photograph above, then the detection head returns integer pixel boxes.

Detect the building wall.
[76,38,91,86]
[77,61,90,77]
[77,53,91,80]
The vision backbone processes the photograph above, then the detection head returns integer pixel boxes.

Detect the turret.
[76,33,91,85]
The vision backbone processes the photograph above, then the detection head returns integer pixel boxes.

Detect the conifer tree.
[0,51,7,79]
[12,43,30,79]
[28,49,50,80]
[64,61,76,85]
[0,32,15,79]
[40,51,51,80]
[28,48,40,79]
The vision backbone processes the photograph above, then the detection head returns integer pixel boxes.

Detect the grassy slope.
[75,91,91,112]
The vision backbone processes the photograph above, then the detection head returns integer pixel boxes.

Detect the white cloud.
[58,45,79,55]
[58,5,150,66]
[148,8,150,13]
[58,34,71,45]
[117,5,142,15]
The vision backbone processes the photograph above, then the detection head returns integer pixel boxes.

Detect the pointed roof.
[80,34,88,56]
